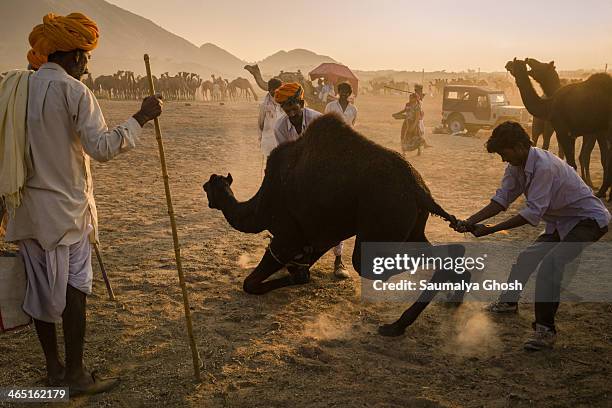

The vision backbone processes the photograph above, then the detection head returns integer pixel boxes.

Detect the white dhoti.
[18,226,93,323]
[261,128,278,158]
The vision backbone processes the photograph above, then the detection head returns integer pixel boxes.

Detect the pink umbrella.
[309,63,359,96]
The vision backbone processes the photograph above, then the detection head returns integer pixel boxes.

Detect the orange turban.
[27,13,99,69]
[274,82,304,104]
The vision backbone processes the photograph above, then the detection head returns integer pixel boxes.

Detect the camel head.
[505,58,528,78]
[525,58,556,83]
[203,173,234,209]
[244,64,261,76]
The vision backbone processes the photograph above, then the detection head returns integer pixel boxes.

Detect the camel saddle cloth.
[0,252,31,332]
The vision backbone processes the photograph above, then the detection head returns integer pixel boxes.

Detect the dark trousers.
[499,219,608,330]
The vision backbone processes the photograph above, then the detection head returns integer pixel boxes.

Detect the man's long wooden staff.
[143,54,201,382]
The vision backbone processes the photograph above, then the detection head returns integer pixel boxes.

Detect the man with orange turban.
[271,83,350,278]
[273,82,321,145]
[3,12,162,395]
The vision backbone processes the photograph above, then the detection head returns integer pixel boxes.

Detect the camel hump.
[586,73,612,90]
[303,113,356,141]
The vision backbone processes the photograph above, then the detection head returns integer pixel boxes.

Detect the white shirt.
[492,147,610,239]
[258,92,283,156]
[325,100,357,126]
[274,107,322,145]
[6,63,141,250]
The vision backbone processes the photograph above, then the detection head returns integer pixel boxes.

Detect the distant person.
[414,84,426,135]
[325,82,357,127]
[1,12,162,395]
[322,82,357,278]
[393,93,428,156]
[454,122,610,351]
[273,83,349,278]
[316,78,324,96]
[258,77,283,157]
[318,78,334,103]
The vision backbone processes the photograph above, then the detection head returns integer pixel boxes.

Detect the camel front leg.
[557,130,577,169]
[579,135,596,187]
[595,130,612,199]
[542,122,555,152]
[243,248,312,294]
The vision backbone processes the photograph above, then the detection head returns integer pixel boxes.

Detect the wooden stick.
[144,54,202,382]
[383,85,412,94]
[93,242,115,301]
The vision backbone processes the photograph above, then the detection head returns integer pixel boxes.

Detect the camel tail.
[414,185,457,225]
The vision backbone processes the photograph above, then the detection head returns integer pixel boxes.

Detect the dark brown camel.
[525,58,608,188]
[506,58,612,200]
[203,114,467,337]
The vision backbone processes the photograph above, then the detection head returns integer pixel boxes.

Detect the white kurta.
[274,107,322,146]
[5,63,141,251]
[4,63,141,321]
[258,92,283,157]
[324,100,358,126]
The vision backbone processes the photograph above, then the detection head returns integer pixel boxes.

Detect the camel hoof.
[378,323,406,337]
[442,290,466,306]
[289,268,310,285]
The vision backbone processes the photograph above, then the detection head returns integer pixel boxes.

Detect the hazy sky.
[108,0,611,72]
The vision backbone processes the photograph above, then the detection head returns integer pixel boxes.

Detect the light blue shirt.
[492,147,611,239]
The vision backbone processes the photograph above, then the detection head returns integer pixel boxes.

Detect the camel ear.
[227,173,233,185]
[549,61,555,68]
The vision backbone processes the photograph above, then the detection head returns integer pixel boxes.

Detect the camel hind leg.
[378,244,469,337]
[351,208,469,336]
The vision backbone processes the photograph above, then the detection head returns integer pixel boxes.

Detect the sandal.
[68,370,120,397]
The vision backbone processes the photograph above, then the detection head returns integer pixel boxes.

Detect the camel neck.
[514,73,550,119]
[538,74,561,97]
[219,190,265,234]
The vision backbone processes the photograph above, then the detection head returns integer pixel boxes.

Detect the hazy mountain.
[0,0,341,80]
[199,43,246,75]
[0,0,246,77]
[257,49,337,76]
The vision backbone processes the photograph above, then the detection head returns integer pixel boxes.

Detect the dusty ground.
[1,94,611,407]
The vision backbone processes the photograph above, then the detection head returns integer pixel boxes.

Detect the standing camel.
[228,77,258,101]
[201,80,213,101]
[506,58,612,200]
[525,58,608,188]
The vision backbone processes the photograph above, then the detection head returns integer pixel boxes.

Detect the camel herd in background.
[78,71,258,101]
[367,76,520,98]
[0,69,589,104]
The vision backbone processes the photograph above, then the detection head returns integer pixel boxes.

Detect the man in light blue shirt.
[456,122,610,351]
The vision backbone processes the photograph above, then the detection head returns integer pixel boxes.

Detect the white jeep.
[440,85,531,135]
